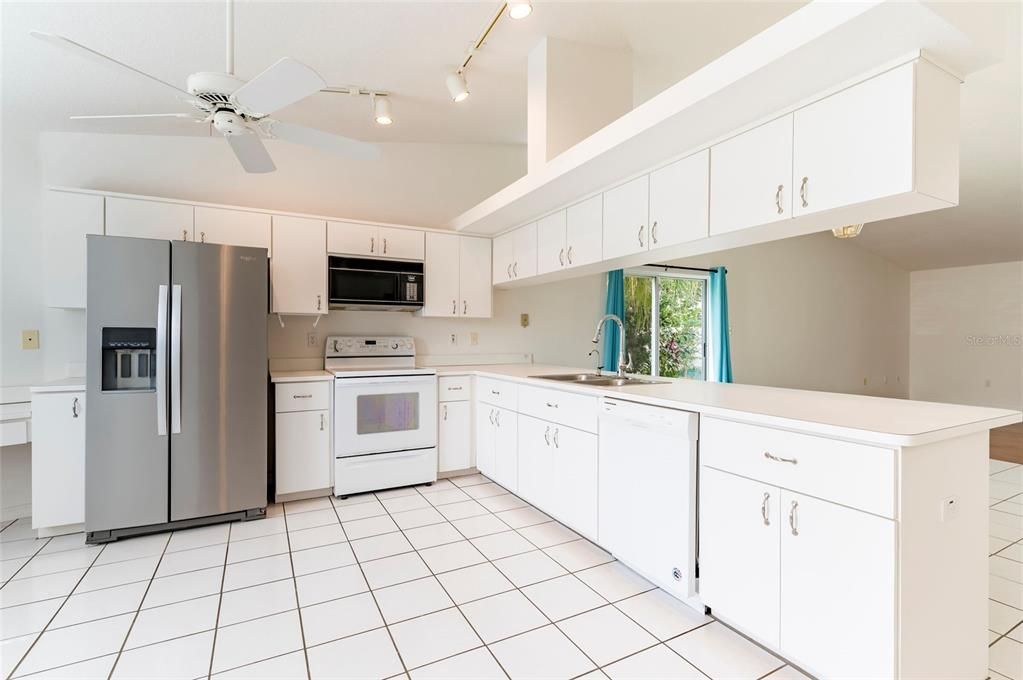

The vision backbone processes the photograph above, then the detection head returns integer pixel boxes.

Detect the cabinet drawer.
[518,385,598,433]
[439,376,471,402]
[701,417,895,518]
[276,381,331,413]
[476,377,517,410]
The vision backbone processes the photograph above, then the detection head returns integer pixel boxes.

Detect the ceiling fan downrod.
[225,0,234,75]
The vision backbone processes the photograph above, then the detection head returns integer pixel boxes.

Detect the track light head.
[508,1,532,19]
[373,95,392,125]
[446,71,470,103]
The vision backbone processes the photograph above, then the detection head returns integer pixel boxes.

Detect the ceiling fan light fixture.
[832,223,865,239]
[373,95,393,125]
[508,1,533,19]
[446,71,470,103]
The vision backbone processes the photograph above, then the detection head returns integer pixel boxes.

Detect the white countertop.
[28,379,86,395]
[434,364,1022,448]
[270,370,334,384]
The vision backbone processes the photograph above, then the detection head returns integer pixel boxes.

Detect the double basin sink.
[529,373,667,388]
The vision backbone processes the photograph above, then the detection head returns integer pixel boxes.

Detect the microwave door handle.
[156,285,168,436]
[170,284,182,435]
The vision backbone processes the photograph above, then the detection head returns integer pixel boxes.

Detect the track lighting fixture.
[446,71,470,103]
[508,1,532,19]
[373,95,392,125]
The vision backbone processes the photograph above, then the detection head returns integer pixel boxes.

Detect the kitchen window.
[624,268,707,380]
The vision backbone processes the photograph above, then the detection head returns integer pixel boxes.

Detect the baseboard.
[1,503,31,523]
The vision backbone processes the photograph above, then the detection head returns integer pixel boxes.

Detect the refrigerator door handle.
[170,284,182,435]
[156,285,169,436]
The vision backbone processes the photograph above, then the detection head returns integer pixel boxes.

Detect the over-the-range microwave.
[328,256,424,312]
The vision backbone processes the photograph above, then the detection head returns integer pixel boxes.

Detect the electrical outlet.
[21,330,39,350]
[469,332,479,346]
[520,313,529,328]
[449,333,458,346]
[307,333,319,348]
[863,377,868,386]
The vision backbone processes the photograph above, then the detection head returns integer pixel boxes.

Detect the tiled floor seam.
[202,522,234,680]
[282,505,315,680]
[1,537,53,583]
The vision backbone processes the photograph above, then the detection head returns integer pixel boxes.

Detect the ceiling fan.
[30,2,381,173]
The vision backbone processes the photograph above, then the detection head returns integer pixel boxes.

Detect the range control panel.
[325,335,416,358]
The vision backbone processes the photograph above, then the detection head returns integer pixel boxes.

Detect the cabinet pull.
[293,394,313,399]
[553,427,560,448]
[651,221,658,245]
[507,263,512,279]
[463,300,467,315]
[512,262,518,277]
[637,224,645,247]
[182,229,189,241]
[448,386,463,391]
[789,500,799,536]
[544,425,551,446]
[775,185,784,214]
[71,397,80,418]
[383,238,388,254]
[761,492,770,526]
[545,401,558,409]
[320,413,325,431]
[370,237,375,253]
[200,231,206,243]
[764,451,798,465]
[317,295,322,311]
[452,299,457,315]
[567,246,573,265]
[799,176,809,208]
[494,410,501,427]
[491,389,500,396]
[558,248,565,267]
[489,409,495,425]
[443,404,448,421]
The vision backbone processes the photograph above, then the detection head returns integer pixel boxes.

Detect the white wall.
[909,261,1023,410]
[671,232,911,398]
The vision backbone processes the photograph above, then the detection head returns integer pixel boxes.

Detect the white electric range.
[326,335,438,497]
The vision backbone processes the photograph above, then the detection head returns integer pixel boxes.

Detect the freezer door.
[86,235,170,533]
[169,241,268,521]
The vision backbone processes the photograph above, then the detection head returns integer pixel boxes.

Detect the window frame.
[625,266,709,380]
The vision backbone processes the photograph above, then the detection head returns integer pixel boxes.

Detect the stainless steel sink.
[530,373,667,387]
[530,373,605,382]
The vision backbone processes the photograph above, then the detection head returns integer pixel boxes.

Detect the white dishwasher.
[598,397,699,606]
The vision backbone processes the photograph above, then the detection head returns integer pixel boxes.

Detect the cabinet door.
[551,426,597,538]
[271,215,327,315]
[513,222,538,279]
[492,232,514,284]
[439,402,472,473]
[517,415,554,509]
[709,115,793,235]
[793,63,914,217]
[31,393,86,529]
[649,150,709,249]
[194,207,271,254]
[379,227,425,261]
[327,220,378,257]
[44,191,103,309]
[536,211,567,275]
[106,197,193,241]
[565,195,602,269]
[699,467,780,648]
[475,404,496,477]
[492,408,518,492]
[423,232,460,317]
[275,409,331,496]
[602,175,650,258]
[779,490,895,679]
[459,236,492,318]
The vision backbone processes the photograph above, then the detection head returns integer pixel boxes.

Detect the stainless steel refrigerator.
[85,235,268,543]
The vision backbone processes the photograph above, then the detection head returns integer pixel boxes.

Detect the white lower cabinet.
[517,415,554,509]
[275,381,331,499]
[475,403,516,491]
[475,403,496,478]
[439,401,471,473]
[548,425,597,538]
[30,390,86,531]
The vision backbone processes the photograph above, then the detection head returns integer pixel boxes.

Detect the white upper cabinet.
[44,191,103,309]
[648,150,709,248]
[271,215,326,315]
[565,195,603,268]
[328,220,424,261]
[602,175,650,259]
[492,222,537,284]
[492,231,515,285]
[459,236,492,318]
[537,210,568,275]
[193,206,271,254]
[106,196,194,242]
[709,115,793,235]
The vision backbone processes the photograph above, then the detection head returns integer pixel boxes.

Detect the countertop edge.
[270,370,335,384]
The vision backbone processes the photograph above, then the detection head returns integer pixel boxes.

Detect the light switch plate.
[21,330,39,350]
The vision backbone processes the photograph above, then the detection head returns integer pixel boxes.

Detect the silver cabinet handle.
[545,401,558,409]
[383,238,388,254]
[553,427,560,448]
[170,284,182,435]
[494,410,501,427]
[452,299,457,315]
[789,500,799,536]
[200,231,207,243]
[651,221,658,245]
[512,262,518,277]
[489,408,495,425]
[370,237,375,253]
[507,263,512,279]
[71,397,80,419]
[637,224,644,247]
[182,229,189,241]
[566,246,573,265]
[443,404,448,421]
[156,285,168,436]
[463,300,467,315]
[491,389,500,396]
[293,394,313,399]
[800,177,808,208]
[761,492,770,526]
[320,413,326,431]
[764,451,798,465]
[775,185,784,214]
[317,295,322,311]
[448,386,463,391]
[558,248,565,267]
[544,426,551,445]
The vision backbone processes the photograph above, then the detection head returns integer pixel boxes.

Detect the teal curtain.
[604,270,625,372]
[708,266,733,383]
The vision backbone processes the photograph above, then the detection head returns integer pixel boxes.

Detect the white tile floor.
[0,463,1012,679]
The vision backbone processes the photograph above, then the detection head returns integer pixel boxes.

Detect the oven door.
[334,375,437,457]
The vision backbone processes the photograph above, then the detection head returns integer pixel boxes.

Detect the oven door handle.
[334,375,436,386]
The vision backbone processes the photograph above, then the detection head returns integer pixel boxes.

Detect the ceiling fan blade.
[265,121,381,161]
[230,57,326,116]
[227,133,276,174]
[30,31,192,102]
[70,113,203,121]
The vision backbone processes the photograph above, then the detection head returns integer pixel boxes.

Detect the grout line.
[203,521,234,679]
[279,505,314,680]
